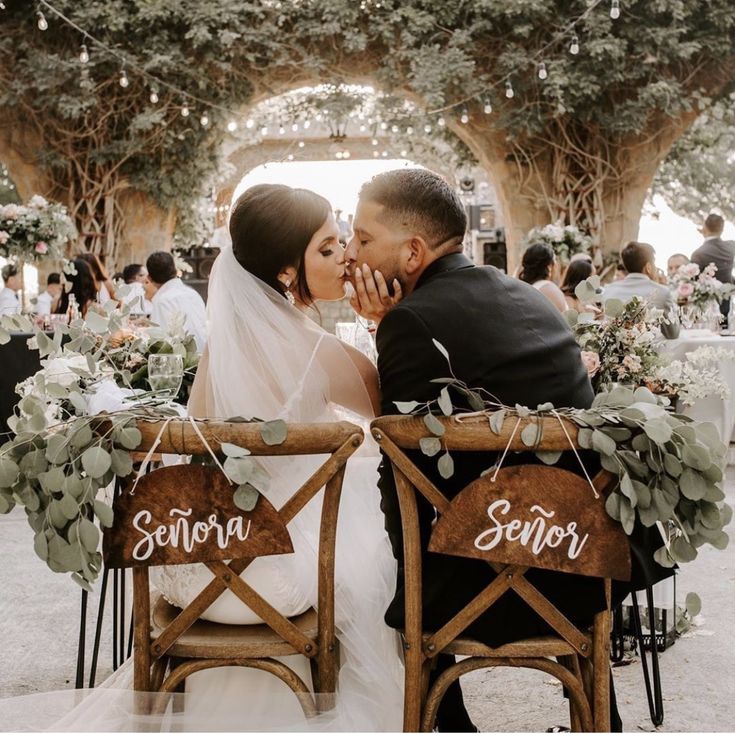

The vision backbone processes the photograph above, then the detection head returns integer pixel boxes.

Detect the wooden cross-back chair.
[371,413,632,732]
[102,419,364,718]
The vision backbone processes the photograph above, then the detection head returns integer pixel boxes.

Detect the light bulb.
[391,124,399,132]
[260,126,268,136]
[359,124,367,132]
[200,114,209,127]
[227,120,238,132]
[291,123,299,132]
[245,118,255,129]
[438,116,446,127]
[343,150,351,159]
[380,121,388,130]
[483,100,493,114]
[119,69,129,88]
[287,154,294,160]
[149,89,159,104]
[371,138,379,146]
[505,80,514,99]
[538,62,548,80]
[298,140,305,148]
[37,11,48,30]
[424,123,432,133]
[79,44,89,64]
[181,103,190,117]
[406,126,413,134]
[610,0,620,19]
[400,149,408,157]
[278,126,285,135]
[570,34,580,55]
[336,151,343,159]
[373,151,379,158]
[381,151,388,157]
[460,108,469,124]
[303,120,311,129]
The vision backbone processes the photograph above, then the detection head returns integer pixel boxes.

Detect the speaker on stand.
[175,246,220,302]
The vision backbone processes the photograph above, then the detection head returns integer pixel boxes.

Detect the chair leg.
[75,589,88,689]
[402,641,425,732]
[630,589,664,726]
[112,570,119,671]
[592,610,612,732]
[610,604,625,663]
[313,637,339,712]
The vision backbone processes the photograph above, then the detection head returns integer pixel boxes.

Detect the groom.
[346,168,622,731]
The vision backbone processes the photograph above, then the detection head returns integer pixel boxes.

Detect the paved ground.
[1,476,733,731]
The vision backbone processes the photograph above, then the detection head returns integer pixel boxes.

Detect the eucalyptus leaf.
[79,518,100,553]
[663,453,682,478]
[395,401,420,414]
[536,450,562,465]
[38,467,65,495]
[85,310,109,335]
[653,546,676,568]
[619,496,635,535]
[233,483,259,511]
[419,437,442,457]
[638,504,659,527]
[605,492,621,521]
[70,423,93,449]
[671,536,698,563]
[33,531,48,561]
[520,422,541,448]
[680,468,708,501]
[681,444,712,471]
[93,499,114,528]
[438,452,454,479]
[110,449,134,477]
[592,430,616,456]
[488,410,506,435]
[0,457,19,488]
[221,442,251,458]
[423,413,445,437]
[116,426,142,450]
[619,474,638,508]
[45,434,69,464]
[224,456,253,484]
[685,592,702,617]
[643,418,673,445]
[81,447,111,479]
[260,420,288,446]
[432,339,450,363]
[437,388,453,417]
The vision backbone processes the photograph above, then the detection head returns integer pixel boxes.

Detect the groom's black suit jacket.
[376,253,670,647]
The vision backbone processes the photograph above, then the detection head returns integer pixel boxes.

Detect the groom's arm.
[375,305,451,566]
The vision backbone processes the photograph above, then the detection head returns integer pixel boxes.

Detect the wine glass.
[148,354,184,398]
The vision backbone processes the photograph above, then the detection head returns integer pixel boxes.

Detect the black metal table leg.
[74,589,88,689]
[630,587,665,726]
[119,568,126,665]
[88,565,110,688]
[610,603,625,663]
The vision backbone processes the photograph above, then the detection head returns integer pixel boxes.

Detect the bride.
[149,183,405,730]
[0,184,404,732]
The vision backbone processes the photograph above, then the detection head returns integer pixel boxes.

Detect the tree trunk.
[116,190,176,268]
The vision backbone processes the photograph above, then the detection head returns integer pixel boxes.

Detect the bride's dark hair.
[229,183,332,304]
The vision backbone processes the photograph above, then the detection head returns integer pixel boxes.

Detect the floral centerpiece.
[569,277,735,404]
[0,195,77,263]
[521,221,592,264]
[670,262,734,329]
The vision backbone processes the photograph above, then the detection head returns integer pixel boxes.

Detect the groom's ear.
[404,236,430,276]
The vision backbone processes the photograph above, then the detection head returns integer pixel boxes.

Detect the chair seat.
[151,596,318,659]
[429,633,578,658]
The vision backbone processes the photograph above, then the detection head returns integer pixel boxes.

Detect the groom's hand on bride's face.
[350,263,403,325]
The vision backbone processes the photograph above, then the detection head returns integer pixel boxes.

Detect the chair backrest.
[371,413,631,657]
[102,419,363,684]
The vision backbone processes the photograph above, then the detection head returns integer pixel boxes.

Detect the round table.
[658,328,735,443]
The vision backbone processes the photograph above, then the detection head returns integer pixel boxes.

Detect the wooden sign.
[103,465,293,568]
[428,465,631,581]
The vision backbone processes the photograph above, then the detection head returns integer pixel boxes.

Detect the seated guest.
[78,251,117,304]
[667,253,689,278]
[55,258,98,318]
[561,258,596,312]
[121,263,152,315]
[34,272,62,315]
[0,264,21,315]
[145,251,206,350]
[602,241,680,339]
[518,242,568,313]
[691,213,735,323]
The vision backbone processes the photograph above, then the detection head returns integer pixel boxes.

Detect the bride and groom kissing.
[167,168,663,731]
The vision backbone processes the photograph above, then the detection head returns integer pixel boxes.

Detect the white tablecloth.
[658,329,735,443]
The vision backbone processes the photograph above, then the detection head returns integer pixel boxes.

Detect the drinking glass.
[148,354,184,398]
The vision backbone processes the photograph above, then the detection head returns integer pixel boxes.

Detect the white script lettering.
[473,500,589,560]
[132,507,252,561]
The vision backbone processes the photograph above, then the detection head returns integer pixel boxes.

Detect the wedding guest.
[613,263,627,281]
[121,263,152,315]
[667,253,689,278]
[0,264,21,315]
[602,241,679,339]
[691,213,735,322]
[145,250,207,350]
[78,251,117,304]
[34,272,62,315]
[55,257,98,318]
[561,258,595,311]
[518,242,568,313]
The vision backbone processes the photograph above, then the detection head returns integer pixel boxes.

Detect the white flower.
[622,354,642,373]
[28,195,48,208]
[41,355,90,387]
[0,230,9,245]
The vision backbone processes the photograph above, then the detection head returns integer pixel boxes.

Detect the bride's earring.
[283,280,296,306]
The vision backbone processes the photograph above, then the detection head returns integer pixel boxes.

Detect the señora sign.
[103,465,293,568]
[428,465,631,581]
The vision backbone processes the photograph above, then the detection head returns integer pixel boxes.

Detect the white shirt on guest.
[0,287,20,316]
[122,281,153,315]
[150,277,207,351]
[35,290,54,315]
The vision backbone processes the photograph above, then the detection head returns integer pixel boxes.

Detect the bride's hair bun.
[229,184,331,304]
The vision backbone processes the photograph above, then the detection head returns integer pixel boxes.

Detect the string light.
[36,11,48,30]
[610,0,620,19]
[505,80,515,99]
[278,125,285,134]
[483,99,493,114]
[373,151,379,158]
[260,126,268,136]
[424,123,432,133]
[200,113,209,127]
[391,124,399,132]
[119,67,129,88]
[149,87,159,104]
[180,103,190,117]
[303,120,311,129]
[538,61,548,80]
[245,118,255,129]
[406,125,413,134]
[438,116,446,127]
[359,124,367,132]
[227,120,238,132]
[79,43,89,64]
[298,141,305,148]
[371,138,379,146]
[291,122,299,131]
[460,107,469,124]
[569,34,580,55]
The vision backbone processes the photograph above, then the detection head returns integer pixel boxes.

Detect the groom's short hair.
[620,241,655,274]
[359,169,467,248]
[146,251,177,285]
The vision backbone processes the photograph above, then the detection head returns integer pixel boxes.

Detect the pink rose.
[35,241,48,254]
[581,351,600,377]
[677,282,694,299]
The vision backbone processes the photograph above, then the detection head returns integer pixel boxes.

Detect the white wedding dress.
[0,246,403,732]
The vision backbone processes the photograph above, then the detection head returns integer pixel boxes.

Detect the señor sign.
[103,464,293,568]
[428,465,631,581]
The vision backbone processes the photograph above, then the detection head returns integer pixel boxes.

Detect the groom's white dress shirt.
[150,277,207,351]
[0,287,20,316]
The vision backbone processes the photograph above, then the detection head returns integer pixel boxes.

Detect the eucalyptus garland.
[395,341,732,568]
